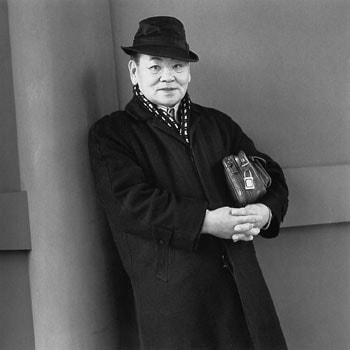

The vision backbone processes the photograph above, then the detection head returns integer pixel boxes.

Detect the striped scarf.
[133,84,190,144]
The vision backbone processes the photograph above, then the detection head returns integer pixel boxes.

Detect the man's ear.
[128,60,138,85]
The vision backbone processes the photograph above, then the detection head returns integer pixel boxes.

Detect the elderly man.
[89,16,288,350]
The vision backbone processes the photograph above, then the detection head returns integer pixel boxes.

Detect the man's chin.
[155,98,180,107]
[147,91,185,107]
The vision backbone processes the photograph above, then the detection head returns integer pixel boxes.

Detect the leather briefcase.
[222,151,272,206]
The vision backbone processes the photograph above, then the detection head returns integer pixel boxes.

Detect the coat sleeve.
[228,120,289,239]
[88,116,208,252]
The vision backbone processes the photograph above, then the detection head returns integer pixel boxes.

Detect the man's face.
[128,54,191,107]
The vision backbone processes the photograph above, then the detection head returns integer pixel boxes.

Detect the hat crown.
[133,16,188,50]
[121,16,198,62]
[139,17,183,36]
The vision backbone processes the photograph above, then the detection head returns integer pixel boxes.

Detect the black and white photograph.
[1,1,349,349]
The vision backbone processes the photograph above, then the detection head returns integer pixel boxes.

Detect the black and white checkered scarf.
[133,84,190,144]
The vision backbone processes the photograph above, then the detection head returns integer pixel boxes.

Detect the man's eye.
[149,65,161,72]
[173,64,184,72]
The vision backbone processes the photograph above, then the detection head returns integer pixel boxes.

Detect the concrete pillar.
[8,1,126,348]
[0,1,34,349]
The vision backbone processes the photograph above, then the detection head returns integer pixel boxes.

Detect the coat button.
[158,239,165,246]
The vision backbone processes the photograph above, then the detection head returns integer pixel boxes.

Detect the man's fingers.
[234,225,260,235]
[231,205,263,216]
[232,227,260,242]
[233,223,254,232]
[232,214,263,225]
[249,228,260,235]
[230,208,262,221]
[232,234,254,242]
[230,208,249,216]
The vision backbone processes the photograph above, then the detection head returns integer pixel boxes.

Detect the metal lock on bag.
[244,170,255,190]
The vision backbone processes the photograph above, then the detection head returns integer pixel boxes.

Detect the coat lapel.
[151,118,187,144]
[188,103,201,140]
[125,95,202,145]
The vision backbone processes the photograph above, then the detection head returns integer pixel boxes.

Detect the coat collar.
[125,95,202,143]
[125,95,154,121]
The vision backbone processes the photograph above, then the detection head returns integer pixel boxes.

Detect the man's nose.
[160,67,175,82]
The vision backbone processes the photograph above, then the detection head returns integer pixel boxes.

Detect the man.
[89,16,289,350]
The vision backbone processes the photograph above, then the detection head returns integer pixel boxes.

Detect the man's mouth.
[158,87,177,91]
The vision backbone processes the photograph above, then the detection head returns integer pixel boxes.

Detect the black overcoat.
[89,96,289,350]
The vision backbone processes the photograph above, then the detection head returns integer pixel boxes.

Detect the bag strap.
[237,151,272,188]
[237,151,250,167]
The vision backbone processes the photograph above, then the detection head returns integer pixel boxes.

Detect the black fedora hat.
[121,16,199,62]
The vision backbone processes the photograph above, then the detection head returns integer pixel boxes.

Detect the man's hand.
[231,204,271,242]
[200,206,263,240]
[201,204,271,242]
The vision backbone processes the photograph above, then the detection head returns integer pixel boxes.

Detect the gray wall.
[256,223,350,350]
[2,0,349,349]
[112,0,350,168]
[110,1,350,349]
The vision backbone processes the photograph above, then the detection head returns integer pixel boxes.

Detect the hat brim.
[121,45,199,62]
